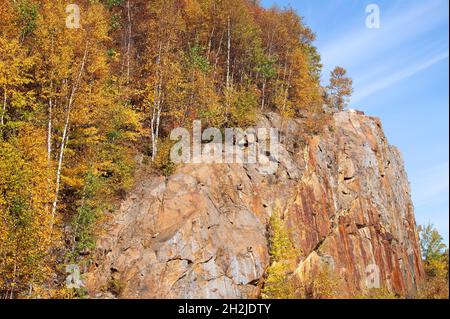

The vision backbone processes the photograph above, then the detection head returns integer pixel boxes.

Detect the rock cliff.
[85,110,424,298]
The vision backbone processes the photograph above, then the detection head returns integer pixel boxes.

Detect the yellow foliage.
[153,138,177,177]
[0,127,56,298]
[288,48,323,115]
[297,266,341,299]
[418,224,449,299]
[356,288,398,299]
[418,276,449,299]
[418,253,449,299]
[262,210,300,299]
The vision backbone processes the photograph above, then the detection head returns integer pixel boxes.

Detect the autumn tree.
[262,210,299,299]
[327,66,353,111]
[288,48,323,115]
[419,223,447,263]
[35,0,141,255]
[1,0,142,297]
[418,224,449,299]
[0,129,54,298]
[0,0,55,299]
[0,34,34,135]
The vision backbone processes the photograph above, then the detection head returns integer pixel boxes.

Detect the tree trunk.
[261,78,266,110]
[1,87,6,126]
[151,84,162,161]
[225,16,232,116]
[154,99,162,161]
[126,0,132,82]
[52,107,70,219]
[212,30,224,80]
[47,36,55,163]
[47,87,53,163]
[207,24,215,60]
[9,259,17,299]
[151,44,163,161]
[226,16,231,91]
[47,101,52,162]
[51,43,89,220]
[150,110,156,160]
[282,65,292,113]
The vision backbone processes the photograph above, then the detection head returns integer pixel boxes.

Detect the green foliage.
[13,0,38,39]
[104,0,124,10]
[106,48,117,60]
[108,277,124,296]
[303,44,322,81]
[187,44,210,73]
[253,51,277,79]
[71,171,101,256]
[419,223,447,263]
[109,14,122,31]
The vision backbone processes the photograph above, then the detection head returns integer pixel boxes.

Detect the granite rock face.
[85,110,424,298]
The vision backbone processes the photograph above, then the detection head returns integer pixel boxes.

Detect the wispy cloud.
[412,161,449,207]
[320,0,448,73]
[316,0,449,107]
[352,51,449,103]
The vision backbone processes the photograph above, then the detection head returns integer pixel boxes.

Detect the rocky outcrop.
[85,110,424,298]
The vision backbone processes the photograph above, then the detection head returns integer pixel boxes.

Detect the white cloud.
[352,51,449,103]
[320,0,448,73]
[412,161,449,207]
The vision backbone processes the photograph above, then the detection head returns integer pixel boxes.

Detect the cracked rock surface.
[85,111,424,298]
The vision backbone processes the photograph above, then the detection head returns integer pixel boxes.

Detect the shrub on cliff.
[262,210,342,299]
[418,224,449,299]
[297,266,341,299]
[261,211,299,299]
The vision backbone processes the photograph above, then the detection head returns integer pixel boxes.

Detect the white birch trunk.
[1,87,6,126]
[226,16,231,91]
[47,100,52,162]
[225,16,232,116]
[51,44,88,219]
[282,65,292,112]
[126,0,132,81]
[261,78,266,110]
[212,30,224,80]
[151,44,163,161]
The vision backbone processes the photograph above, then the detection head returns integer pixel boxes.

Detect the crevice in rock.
[247,278,260,286]
[167,257,194,265]
[356,223,373,229]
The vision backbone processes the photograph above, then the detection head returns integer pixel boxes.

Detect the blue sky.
[261,0,449,244]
